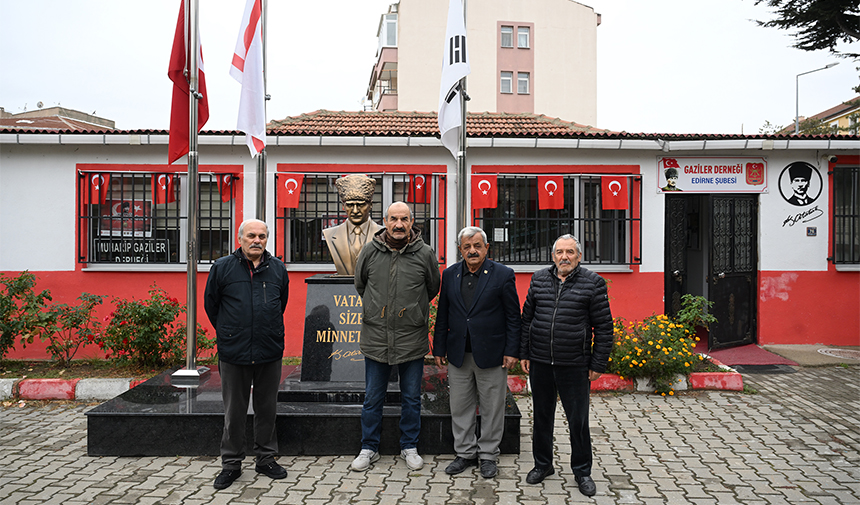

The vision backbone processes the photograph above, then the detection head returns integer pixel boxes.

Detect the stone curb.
[2,364,742,401]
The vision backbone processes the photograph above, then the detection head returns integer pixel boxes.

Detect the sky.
[0,0,857,134]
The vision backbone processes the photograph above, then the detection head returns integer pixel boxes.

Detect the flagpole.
[175,0,204,380]
[255,0,268,220]
[456,0,468,234]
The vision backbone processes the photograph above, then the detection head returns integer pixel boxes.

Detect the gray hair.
[456,226,487,246]
[237,219,269,239]
[552,234,582,257]
[383,201,412,220]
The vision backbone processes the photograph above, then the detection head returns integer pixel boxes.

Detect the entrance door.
[708,195,757,349]
[665,194,758,350]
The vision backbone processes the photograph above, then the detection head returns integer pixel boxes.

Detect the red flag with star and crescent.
[601,176,628,210]
[278,174,304,208]
[88,173,110,204]
[538,176,564,210]
[218,174,236,202]
[408,174,431,204]
[472,175,497,209]
[152,174,177,204]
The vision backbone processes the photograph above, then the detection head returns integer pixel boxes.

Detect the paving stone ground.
[0,366,858,504]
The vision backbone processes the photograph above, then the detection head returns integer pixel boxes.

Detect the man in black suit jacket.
[433,226,521,479]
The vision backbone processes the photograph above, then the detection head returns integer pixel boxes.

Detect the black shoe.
[479,459,498,478]
[445,456,478,475]
[255,461,287,480]
[526,466,554,484]
[214,469,241,489]
[575,475,597,496]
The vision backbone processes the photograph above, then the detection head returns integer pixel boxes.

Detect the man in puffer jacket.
[351,202,441,473]
[519,234,613,497]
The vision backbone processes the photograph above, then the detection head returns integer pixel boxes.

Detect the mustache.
[393,227,407,232]
[467,252,480,258]
[249,244,263,249]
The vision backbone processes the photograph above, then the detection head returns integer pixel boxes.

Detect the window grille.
[78,171,233,265]
[833,165,860,264]
[275,173,446,264]
[472,174,640,266]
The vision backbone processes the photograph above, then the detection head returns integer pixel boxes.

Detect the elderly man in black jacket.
[204,219,290,490]
[520,234,613,497]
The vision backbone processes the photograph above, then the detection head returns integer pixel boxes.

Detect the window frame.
[500,71,513,94]
[77,164,241,269]
[471,166,642,270]
[517,26,530,48]
[517,72,530,94]
[831,156,860,268]
[500,25,513,48]
[274,165,448,269]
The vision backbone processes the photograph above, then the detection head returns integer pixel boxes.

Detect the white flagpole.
[456,0,468,234]
[255,0,268,220]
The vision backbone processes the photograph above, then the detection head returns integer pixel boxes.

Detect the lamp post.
[795,63,839,134]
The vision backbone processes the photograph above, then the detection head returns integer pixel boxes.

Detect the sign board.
[657,157,767,193]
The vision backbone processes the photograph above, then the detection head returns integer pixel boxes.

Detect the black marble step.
[86,365,521,457]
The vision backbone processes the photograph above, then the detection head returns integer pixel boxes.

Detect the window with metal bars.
[472,174,640,266]
[78,171,233,264]
[274,173,446,265]
[833,165,860,264]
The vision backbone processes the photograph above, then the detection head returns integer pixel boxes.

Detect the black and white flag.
[438,0,470,159]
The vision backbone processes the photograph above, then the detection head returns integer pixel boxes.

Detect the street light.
[795,63,839,134]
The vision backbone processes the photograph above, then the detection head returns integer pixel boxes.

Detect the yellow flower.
[661,392,666,396]
[648,341,653,345]
[669,390,674,396]
[631,360,638,365]
[684,362,690,367]
[656,344,661,349]
[632,338,638,343]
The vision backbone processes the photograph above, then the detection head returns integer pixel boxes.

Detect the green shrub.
[102,284,213,367]
[0,271,52,359]
[40,293,105,367]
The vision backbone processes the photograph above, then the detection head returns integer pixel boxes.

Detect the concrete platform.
[763,344,860,366]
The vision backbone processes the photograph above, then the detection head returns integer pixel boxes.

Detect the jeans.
[530,362,592,477]
[360,357,424,452]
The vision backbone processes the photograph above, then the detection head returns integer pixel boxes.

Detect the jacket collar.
[233,247,271,268]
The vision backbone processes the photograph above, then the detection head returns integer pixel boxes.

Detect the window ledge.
[82,264,213,273]
[507,264,633,274]
[834,264,860,272]
[286,263,338,272]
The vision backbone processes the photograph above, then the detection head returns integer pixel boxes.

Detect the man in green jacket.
[351,201,441,472]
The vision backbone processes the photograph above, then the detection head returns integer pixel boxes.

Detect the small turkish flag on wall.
[408,174,431,204]
[219,174,236,202]
[152,174,177,204]
[89,173,110,204]
[601,176,628,210]
[472,175,498,209]
[278,174,304,208]
[538,176,564,210]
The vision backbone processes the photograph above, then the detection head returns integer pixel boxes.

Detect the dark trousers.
[219,359,282,470]
[530,362,592,477]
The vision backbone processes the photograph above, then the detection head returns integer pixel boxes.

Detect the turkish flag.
[601,176,628,210]
[168,0,210,164]
[218,174,236,202]
[538,176,564,210]
[408,174,431,203]
[152,174,177,204]
[472,175,497,209]
[278,174,304,208]
[88,173,110,204]
[230,0,266,157]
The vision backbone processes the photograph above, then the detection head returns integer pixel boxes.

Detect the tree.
[754,0,859,58]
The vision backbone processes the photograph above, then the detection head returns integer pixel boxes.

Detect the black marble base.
[86,365,521,457]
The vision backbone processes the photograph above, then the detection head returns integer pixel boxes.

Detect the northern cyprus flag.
[437,0,470,159]
[230,0,266,157]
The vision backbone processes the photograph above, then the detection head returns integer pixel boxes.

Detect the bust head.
[335,175,376,226]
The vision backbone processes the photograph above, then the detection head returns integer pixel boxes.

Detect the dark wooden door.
[708,195,757,349]
[664,195,689,316]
